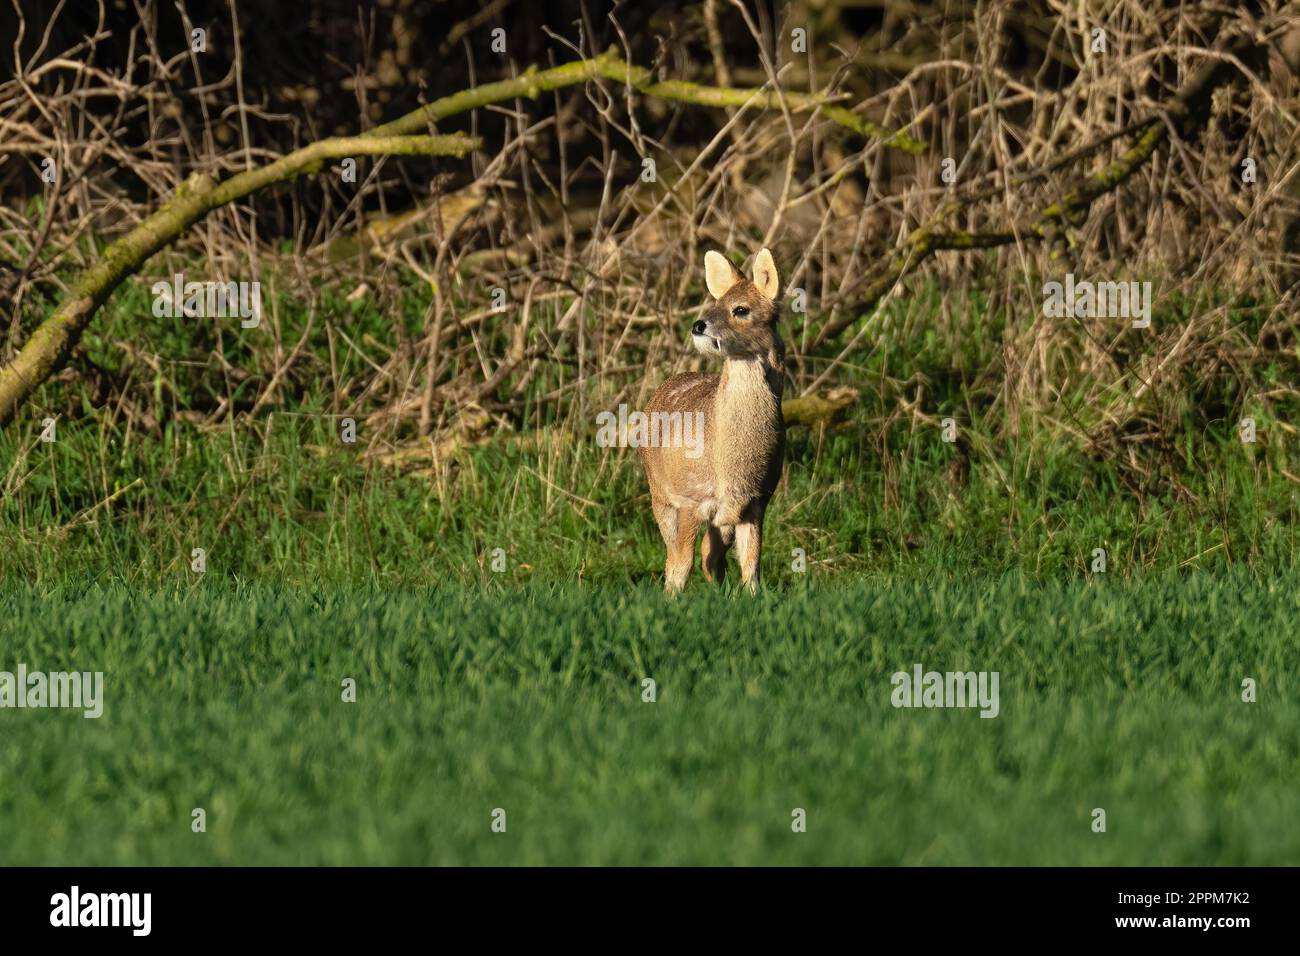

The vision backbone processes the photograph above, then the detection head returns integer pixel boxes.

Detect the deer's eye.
[732,306,750,318]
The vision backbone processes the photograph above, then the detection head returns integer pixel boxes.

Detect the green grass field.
[3,0,1299,875]
[3,276,1298,865]
[1,572,1296,865]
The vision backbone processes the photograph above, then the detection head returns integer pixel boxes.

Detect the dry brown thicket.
[1,0,1298,474]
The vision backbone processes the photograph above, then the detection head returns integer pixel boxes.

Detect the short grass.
[1,572,1296,865]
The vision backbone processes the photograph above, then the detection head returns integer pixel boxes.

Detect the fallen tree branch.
[781,387,860,430]
[0,133,478,426]
[0,48,922,427]
[370,48,926,153]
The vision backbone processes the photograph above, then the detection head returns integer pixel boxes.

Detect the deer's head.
[692,248,783,369]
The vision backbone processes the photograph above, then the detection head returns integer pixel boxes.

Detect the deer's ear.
[704,251,741,299]
[752,248,779,300]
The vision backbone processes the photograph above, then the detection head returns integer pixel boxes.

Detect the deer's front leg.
[735,512,764,593]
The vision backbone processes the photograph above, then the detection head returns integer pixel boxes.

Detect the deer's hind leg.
[701,525,731,585]
[652,499,700,593]
[735,509,764,594]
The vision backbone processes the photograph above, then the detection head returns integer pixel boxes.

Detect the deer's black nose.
[692,320,707,335]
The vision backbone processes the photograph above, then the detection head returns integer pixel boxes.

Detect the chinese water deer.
[639,248,784,593]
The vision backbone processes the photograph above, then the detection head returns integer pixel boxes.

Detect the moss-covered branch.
[372,48,925,154]
[0,134,476,425]
[0,50,922,426]
[782,387,860,429]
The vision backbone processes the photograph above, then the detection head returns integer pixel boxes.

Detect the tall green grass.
[4,272,1295,587]
[2,400,1296,586]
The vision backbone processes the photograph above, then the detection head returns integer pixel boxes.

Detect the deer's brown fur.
[639,248,784,592]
